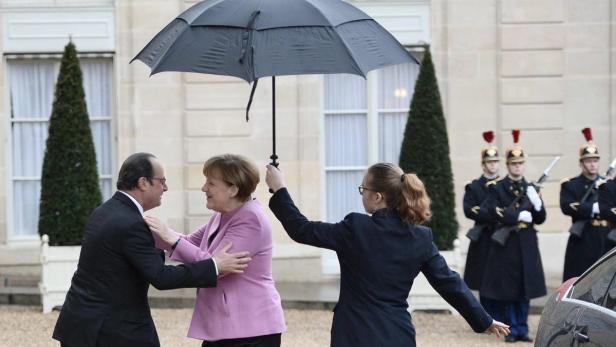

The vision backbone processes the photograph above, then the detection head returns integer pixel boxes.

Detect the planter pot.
[39,234,81,313]
[408,239,463,314]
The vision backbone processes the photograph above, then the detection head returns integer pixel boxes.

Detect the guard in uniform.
[480,129,547,343]
[462,131,500,307]
[561,128,610,281]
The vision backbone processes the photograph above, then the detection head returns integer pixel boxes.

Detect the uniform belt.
[591,219,609,227]
[517,222,529,229]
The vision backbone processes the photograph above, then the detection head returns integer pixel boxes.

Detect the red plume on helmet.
[512,129,520,144]
[482,131,494,144]
[582,127,593,142]
[579,127,599,160]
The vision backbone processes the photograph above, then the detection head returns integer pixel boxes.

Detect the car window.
[605,271,616,312]
[570,253,616,306]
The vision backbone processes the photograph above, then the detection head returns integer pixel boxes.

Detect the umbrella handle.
[269,155,279,168]
[268,156,279,194]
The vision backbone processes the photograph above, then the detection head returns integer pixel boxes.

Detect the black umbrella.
[133,0,417,166]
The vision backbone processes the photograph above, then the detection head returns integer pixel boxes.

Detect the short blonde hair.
[203,154,259,201]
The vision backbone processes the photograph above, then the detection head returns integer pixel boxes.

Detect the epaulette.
[560,177,571,185]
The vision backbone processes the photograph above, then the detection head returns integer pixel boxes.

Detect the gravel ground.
[0,305,539,346]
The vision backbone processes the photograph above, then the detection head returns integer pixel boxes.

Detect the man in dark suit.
[53,153,251,347]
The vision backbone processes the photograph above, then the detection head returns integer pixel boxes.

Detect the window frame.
[561,250,616,318]
[4,54,117,244]
[319,67,419,221]
[318,57,420,274]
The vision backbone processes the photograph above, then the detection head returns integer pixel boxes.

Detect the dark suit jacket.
[269,188,492,347]
[53,192,217,347]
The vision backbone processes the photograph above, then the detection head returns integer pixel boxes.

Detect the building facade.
[0,0,614,290]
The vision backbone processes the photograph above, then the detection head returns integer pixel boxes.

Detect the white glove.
[518,210,533,223]
[592,202,600,216]
[526,186,542,211]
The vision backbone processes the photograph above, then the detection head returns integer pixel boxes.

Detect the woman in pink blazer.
[146,154,286,347]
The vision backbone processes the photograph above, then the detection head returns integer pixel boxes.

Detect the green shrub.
[399,48,458,250]
[38,42,102,246]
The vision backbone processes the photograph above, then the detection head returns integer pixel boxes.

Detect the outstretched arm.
[144,216,250,276]
[122,221,217,290]
[266,165,354,252]
[420,228,508,337]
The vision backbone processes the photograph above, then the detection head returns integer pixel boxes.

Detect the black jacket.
[462,175,498,290]
[53,192,217,347]
[269,188,492,347]
[561,175,611,280]
[480,177,547,301]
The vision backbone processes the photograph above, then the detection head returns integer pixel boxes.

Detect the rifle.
[466,223,485,242]
[492,157,560,246]
[569,157,616,237]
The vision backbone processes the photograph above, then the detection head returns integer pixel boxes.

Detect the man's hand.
[265,165,285,193]
[213,243,251,275]
[518,210,533,223]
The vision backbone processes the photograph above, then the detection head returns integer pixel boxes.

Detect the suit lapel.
[206,201,254,251]
[208,215,228,252]
[205,213,222,251]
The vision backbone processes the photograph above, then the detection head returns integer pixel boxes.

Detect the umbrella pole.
[270,76,279,167]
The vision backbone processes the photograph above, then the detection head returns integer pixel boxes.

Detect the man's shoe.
[504,335,517,343]
[517,335,533,343]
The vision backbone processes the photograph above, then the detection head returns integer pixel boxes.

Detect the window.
[323,62,419,223]
[605,274,616,312]
[8,57,114,239]
[570,254,616,306]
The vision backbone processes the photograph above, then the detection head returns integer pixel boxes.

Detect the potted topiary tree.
[400,47,462,313]
[38,41,102,313]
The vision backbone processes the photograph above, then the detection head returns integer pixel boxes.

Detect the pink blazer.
[154,199,286,341]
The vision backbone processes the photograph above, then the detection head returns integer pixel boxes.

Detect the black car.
[536,247,616,346]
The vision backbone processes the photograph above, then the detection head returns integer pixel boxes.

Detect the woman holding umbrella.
[265,163,509,346]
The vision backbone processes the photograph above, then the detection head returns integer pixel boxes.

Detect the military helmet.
[505,129,525,164]
[579,127,600,160]
[481,131,499,163]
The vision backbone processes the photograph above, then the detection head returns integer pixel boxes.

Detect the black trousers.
[202,333,281,347]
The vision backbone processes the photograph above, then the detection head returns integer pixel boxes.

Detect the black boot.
[517,335,533,343]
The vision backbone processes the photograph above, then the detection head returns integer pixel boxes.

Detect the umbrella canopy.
[133,0,416,82]
[133,0,418,166]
